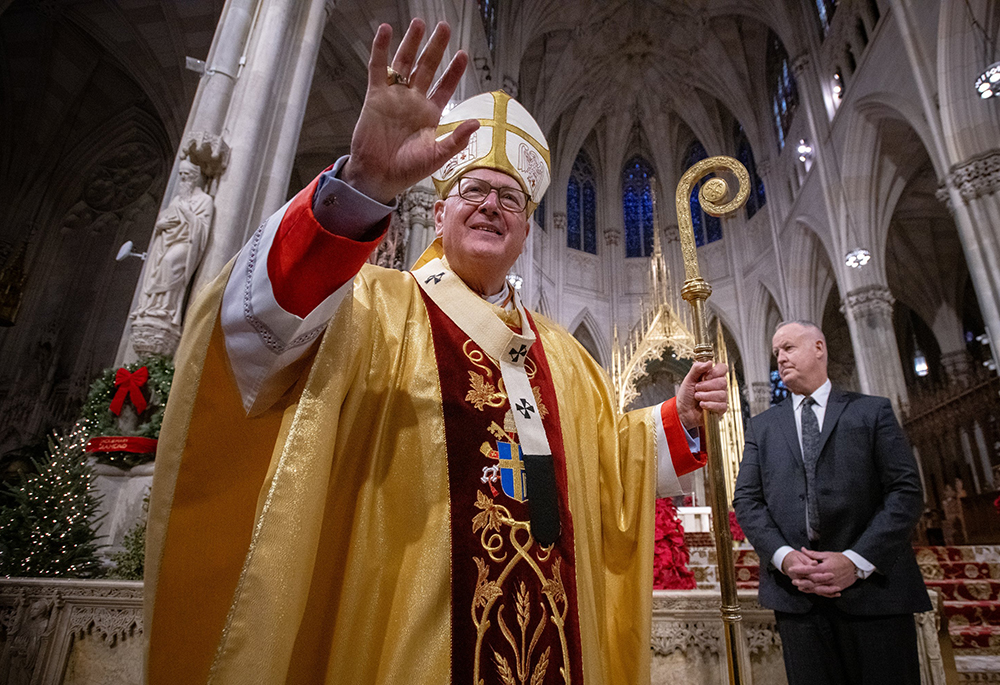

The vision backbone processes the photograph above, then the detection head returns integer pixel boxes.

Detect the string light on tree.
[0,420,103,577]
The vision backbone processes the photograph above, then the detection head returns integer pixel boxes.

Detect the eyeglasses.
[452,177,529,213]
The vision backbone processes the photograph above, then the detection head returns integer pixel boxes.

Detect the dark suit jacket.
[732,387,931,615]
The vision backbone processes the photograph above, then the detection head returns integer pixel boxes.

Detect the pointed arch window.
[567,152,597,254]
[684,142,722,246]
[766,31,799,151]
[622,156,656,258]
[733,122,767,220]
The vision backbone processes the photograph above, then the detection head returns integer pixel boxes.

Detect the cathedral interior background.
[1,0,1000,680]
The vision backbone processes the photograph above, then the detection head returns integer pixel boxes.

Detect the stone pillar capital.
[791,53,811,77]
[401,185,436,221]
[604,226,621,246]
[946,149,1000,203]
[553,211,567,232]
[841,285,894,319]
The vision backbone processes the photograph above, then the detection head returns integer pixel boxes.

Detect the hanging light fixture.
[976,62,1000,99]
[844,248,871,268]
[967,0,999,100]
[796,139,813,163]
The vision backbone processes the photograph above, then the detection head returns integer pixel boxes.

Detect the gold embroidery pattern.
[467,371,507,410]
[462,338,549,420]
[463,339,541,381]
[471,492,570,685]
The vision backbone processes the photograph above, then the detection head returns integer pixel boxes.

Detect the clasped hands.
[782,548,859,598]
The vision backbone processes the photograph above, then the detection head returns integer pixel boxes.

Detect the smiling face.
[434,168,531,296]
[771,322,828,396]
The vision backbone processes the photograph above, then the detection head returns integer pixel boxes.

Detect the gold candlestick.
[674,156,751,685]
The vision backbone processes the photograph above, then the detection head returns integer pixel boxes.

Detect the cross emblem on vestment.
[509,344,527,363]
[515,398,536,419]
[425,272,445,284]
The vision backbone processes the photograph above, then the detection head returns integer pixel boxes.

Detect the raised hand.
[341,19,480,204]
[675,361,729,430]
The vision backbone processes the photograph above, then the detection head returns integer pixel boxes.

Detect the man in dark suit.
[733,320,931,685]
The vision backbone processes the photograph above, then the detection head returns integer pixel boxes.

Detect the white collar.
[792,378,832,410]
[483,281,514,311]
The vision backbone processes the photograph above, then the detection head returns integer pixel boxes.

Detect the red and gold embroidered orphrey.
[422,291,584,685]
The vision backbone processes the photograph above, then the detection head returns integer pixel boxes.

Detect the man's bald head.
[772,321,829,395]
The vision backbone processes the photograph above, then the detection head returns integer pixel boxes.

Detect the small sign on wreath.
[79,355,173,467]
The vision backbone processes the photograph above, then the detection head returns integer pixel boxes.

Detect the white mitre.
[432,90,551,217]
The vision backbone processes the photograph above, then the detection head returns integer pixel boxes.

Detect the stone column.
[937,152,1000,373]
[751,380,771,417]
[193,0,324,296]
[790,54,845,271]
[841,285,909,411]
[931,302,973,383]
[755,159,788,313]
[120,0,332,361]
[402,180,437,269]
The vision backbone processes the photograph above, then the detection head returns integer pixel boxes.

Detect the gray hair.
[775,320,826,344]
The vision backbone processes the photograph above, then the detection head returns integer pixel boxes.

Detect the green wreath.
[79,355,174,466]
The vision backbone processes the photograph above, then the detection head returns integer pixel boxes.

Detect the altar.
[0,578,947,684]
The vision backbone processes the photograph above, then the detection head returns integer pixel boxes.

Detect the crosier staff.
[674,156,751,685]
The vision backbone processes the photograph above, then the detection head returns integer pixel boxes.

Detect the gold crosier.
[675,156,752,685]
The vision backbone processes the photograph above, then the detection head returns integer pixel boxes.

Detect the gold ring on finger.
[386,67,408,87]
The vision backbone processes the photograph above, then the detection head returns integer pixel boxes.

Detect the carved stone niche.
[649,589,946,685]
[0,578,144,685]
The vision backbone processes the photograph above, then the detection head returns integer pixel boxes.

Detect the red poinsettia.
[653,498,696,590]
[729,510,746,542]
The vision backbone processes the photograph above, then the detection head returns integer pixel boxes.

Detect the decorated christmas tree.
[0,420,104,577]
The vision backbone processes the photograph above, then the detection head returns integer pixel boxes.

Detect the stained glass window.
[734,122,767,220]
[767,31,798,151]
[567,152,597,254]
[583,181,597,254]
[622,156,656,258]
[567,177,580,250]
[534,195,546,231]
[770,370,789,405]
[813,0,837,39]
[478,0,498,55]
[684,141,722,246]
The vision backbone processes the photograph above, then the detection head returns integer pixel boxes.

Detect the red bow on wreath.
[110,366,149,416]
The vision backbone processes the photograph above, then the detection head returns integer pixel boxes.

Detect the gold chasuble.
[145,258,658,685]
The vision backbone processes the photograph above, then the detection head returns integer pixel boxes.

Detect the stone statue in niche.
[131,159,213,356]
[0,597,55,685]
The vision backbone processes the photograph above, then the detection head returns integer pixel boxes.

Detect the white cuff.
[654,403,696,498]
[221,201,352,414]
[772,545,794,573]
[842,549,876,578]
